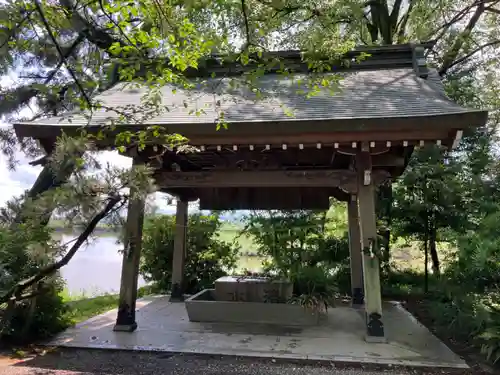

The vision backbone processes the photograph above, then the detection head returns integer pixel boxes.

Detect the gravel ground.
[0,348,475,375]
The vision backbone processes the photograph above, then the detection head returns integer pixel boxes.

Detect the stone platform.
[47,295,468,369]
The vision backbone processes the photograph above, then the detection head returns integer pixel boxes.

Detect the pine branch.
[425,2,477,50]
[485,5,500,13]
[6,284,52,303]
[396,0,415,43]
[444,39,500,73]
[0,9,32,50]
[0,33,84,117]
[59,0,127,54]
[241,0,252,49]
[34,0,92,109]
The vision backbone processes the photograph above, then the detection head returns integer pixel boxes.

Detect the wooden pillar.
[114,159,146,332]
[347,195,364,306]
[356,143,385,342]
[170,198,188,302]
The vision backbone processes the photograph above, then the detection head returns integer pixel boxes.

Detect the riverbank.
[61,285,154,326]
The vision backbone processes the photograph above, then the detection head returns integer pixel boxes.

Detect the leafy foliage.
[450,210,500,291]
[140,213,239,294]
[3,277,70,343]
[243,210,349,277]
[0,224,71,342]
[288,266,338,313]
[480,305,500,364]
[242,210,348,311]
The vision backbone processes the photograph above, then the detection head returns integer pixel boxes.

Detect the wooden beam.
[184,128,451,147]
[371,154,405,167]
[198,187,333,210]
[154,169,391,192]
[38,137,57,154]
[160,188,199,201]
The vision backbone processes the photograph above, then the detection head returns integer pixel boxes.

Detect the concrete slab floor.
[47,296,468,369]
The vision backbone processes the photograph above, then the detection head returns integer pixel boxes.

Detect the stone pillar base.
[365,311,385,342]
[113,322,138,332]
[169,283,185,302]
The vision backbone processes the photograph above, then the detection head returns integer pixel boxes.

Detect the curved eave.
[13,110,489,146]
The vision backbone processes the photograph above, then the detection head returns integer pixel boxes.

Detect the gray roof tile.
[16,68,482,128]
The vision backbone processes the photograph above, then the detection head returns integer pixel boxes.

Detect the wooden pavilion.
[13,43,488,342]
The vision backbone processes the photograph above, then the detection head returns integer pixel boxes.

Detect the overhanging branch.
[34,0,92,108]
[438,2,486,76]
[485,6,500,14]
[59,0,127,55]
[0,195,123,305]
[444,39,500,73]
[0,34,84,117]
[241,0,251,48]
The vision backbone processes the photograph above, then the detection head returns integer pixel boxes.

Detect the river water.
[57,233,146,297]
[57,233,263,297]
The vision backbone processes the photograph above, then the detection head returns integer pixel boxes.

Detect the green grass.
[216,221,455,273]
[60,286,154,325]
[217,222,259,253]
[65,294,120,324]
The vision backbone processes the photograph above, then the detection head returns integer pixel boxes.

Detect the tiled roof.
[14,68,484,129]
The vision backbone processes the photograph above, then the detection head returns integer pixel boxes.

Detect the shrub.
[428,291,489,341]
[289,266,338,313]
[140,213,239,294]
[381,269,441,299]
[0,225,71,344]
[3,276,71,343]
[478,304,500,364]
[243,211,350,277]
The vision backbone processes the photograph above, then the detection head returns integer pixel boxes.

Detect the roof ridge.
[110,42,435,82]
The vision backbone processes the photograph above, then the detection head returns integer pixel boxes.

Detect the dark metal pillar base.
[365,312,385,342]
[169,283,184,302]
[352,287,364,306]
[114,304,137,332]
[113,322,138,332]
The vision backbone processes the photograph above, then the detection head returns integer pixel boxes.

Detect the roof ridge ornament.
[411,44,429,79]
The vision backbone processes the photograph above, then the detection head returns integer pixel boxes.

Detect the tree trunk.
[429,221,440,277]
[19,282,43,339]
[424,221,429,294]
[15,152,81,225]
